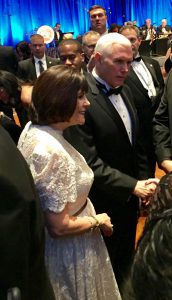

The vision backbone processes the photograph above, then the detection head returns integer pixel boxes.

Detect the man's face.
[95,43,132,87]
[58,44,84,71]
[55,24,60,31]
[121,29,141,58]
[90,8,107,34]
[146,19,151,28]
[162,20,167,27]
[30,38,45,59]
[83,35,99,59]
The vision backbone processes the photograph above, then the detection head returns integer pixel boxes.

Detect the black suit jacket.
[124,56,164,175]
[65,73,150,210]
[157,25,171,35]
[17,56,59,82]
[153,69,172,165]
[0,125,55,300]
[0,46,18,75]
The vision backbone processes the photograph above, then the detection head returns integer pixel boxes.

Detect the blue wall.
[1,0,171,47]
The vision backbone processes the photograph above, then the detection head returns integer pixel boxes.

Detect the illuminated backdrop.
[0,0,171,46]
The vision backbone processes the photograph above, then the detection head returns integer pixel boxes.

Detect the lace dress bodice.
[18,122,94,216]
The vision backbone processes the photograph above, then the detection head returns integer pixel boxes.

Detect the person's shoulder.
[18,57,33,66]
[142,55,160,66]
[46,55,59,63]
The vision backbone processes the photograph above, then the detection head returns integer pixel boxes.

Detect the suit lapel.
[31,58,37,79]
[142,57,159,87]
[46,57,54,68]
[87,74,136,146]
[128,67,149,97]
[121,87,138,146]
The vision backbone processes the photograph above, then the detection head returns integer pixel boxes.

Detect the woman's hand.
[95,213,114,237]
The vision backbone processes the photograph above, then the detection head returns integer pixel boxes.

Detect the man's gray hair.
[82,31,100,45]
[95,33,131,54]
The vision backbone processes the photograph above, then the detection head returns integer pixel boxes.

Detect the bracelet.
[87,216,100,230]
[91,215,100,228]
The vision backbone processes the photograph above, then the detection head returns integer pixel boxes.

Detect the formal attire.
[124,55,164,176]
[64,72,151,290]
[141,26,156,40]
[157,25,171,36]
[17,56,59,82]
[18,122,121,300]
[54,29,63,46]
[0,45,18,75]
[0,125,55,300]
[153,69,172,165]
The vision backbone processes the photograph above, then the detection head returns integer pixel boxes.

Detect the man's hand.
[133,178,159,198]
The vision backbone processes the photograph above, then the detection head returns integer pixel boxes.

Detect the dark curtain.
[0,0,171,46]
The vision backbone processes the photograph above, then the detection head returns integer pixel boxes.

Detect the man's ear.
[94,52,102,63]
[81,52,85,62]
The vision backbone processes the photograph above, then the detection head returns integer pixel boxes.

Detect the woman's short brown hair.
[30,65,88,125]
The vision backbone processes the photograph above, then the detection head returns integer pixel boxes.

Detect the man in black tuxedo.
[17,34,59,82]
[140,18,156,41]
[0,45,18,75]
[120,25,164,176]
[0,125,55,300]
[157,18,171,36]
[64,32,158,291]
[153,69,172,173]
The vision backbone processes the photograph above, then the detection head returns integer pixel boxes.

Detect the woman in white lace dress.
[18,65,121,300]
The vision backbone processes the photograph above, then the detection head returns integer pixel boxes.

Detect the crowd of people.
[1,4,172,299]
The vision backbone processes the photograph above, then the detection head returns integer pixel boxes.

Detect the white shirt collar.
[34,55,46,63]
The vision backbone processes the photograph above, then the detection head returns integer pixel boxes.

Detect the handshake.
[133,178,160,205]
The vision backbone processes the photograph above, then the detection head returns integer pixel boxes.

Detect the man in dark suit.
[0,45,18,75]
[153,69,172,173]
[17,34,59,82]
[64,33,158,291]
[120,25,164,176]
[0,125,55,300]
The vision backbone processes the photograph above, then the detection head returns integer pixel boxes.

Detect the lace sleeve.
[30,150,77,213]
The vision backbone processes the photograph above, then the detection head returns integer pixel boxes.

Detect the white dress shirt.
[92,69,133,144]
[131,58,156,98]
[34,55,47,78]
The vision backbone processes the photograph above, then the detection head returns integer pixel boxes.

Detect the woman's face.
[69,90,90,126]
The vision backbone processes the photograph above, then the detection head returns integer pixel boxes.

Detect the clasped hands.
[133,178,159,206]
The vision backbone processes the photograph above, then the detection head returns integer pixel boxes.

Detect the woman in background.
[18,65,121,300]
[123,172,172,300]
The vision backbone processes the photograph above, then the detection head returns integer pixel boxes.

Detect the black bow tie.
[106,86,123,96]
[95,80,122,96]
[133,56,141,62]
